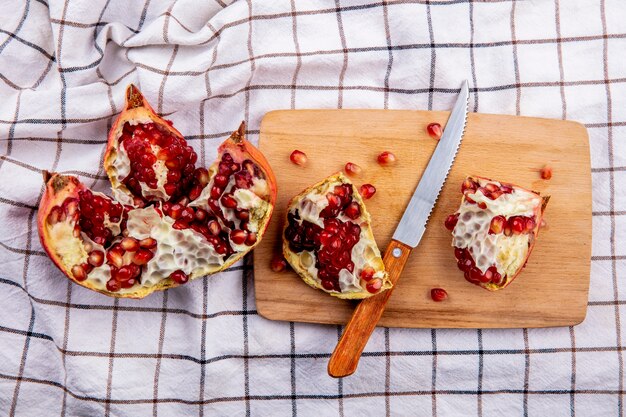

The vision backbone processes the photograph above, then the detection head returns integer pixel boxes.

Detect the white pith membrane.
[450,177,543,290]
[283,174,390,299]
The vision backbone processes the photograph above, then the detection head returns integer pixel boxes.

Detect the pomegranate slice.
[38,86,276,298]
[282,173,391,299]
[445,176,549,291]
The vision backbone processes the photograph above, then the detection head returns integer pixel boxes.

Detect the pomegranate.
[290,150,307,166]
[540,165,553,180]
[430,288,448,302]
[37,85,276,298]
[359,184,376,199]
[377,151,396,166]
[344,162,362,176]
[445,176,549,291]
[282,173,391,299]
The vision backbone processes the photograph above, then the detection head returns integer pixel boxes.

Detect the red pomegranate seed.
[106,250,124,268]
[321,280,335,291]
[120,237,139,252]
[377,151,396,166]
[290,150,307,166]
[47,206,64,225]
[133,249,154,265]
[510,217,525,234]
[430,288,448,301]
[121,278,136,289]
[195,168,210,186]
[181,207,195,223]
[214,174,229,188]
[221,194,238,209]
[540,165,553,180]
[270,255,287,272]
[359,184,376,199]
[344,162,362,176]
[194,208,208,222]
[489,215,506,234]
[457,257,474,272]
[489,190,504,200]
[116,266,133,282]
[169,270,189,284]
[189,185,203,201]
[169,204,183,219]
[468,267,483,282]
[235,209,249,221]
[344,202,361,220]
[245,232,257,246]
[427,123,443,140]
[444,213,459,231]
[71,264,87,281]
[230,230,248,245]
[139,238,157,249]
[485,183,499,193]
[164,183,177,196]
[210,186,223,200]
[207,220,221,236]
[454,247,466,260]
[366,278,383,293]
[172,220,189,230]
[525,217,536,232]
[503,224,513,237]
[360,266,375,282]
[88,250,104,267]
[106,279,121,292]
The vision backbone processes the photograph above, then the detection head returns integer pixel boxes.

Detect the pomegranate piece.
[430,288,448,302]
[444,175,549,291]
[282,173,391,299]
[540,165,553,180]
[344,162,362,177]
[37,86,277,298]
[270,255,287,272]
[359,184,376,200]
[377,151,396,166]
[290,150,307,166]
[427,123,443,140]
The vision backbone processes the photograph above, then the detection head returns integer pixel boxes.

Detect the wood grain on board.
[253,110,591,328]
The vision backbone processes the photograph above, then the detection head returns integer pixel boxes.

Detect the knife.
[327,80,470,378]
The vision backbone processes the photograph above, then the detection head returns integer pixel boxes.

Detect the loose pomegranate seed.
[139,238,157,249]
[133,249,154,265]
[71,265,87,281]
[430,288,448,301]
[88,250,104,267]
[540,165,553,180]
[344,162,362,176]
[489,215,506,234]
[120,237,139,252]
[359,184,376,199]
[377,151,396,166]
[170,270,189,284]
[270,255,287,272]
[230,230,248,245]
[290,150,307,166]
[366,278,382,293]
[344,202,361,220]
[106,279,121,292]
[427,123,443,140]
[360,266,375,282]
[444,213,459,231]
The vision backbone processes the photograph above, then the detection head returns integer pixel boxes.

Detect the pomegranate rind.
[282,172,391,299]
[451,175,548,291]
[103,84,187,205]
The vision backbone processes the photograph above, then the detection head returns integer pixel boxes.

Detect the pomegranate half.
[283,173,391,299]
[445,176,548,291]
[38,85,276,298]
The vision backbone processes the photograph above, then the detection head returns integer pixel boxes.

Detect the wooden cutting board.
[253,110,591,328]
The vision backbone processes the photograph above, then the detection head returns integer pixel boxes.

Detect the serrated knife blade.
[392,79,469,247]
[328,80,470,378]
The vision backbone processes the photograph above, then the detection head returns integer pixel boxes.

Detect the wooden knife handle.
[327,239,412,378]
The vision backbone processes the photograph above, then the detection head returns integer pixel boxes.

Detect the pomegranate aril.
[168,204,183,219]
[454,247,466,260]
[235,209,249,221]
[461,178,478,193]
[107,250,124,268]
[360,266,375,282]
[139,238,157,249]
[457,257,474,272]
[181,207,195,223]
[172,220,189,230]
[71,265,87,281]
[221,194,238,209]
[366,279,382,293]
[510,216,525,234]
[234,171,252,189]
[444,213,459,231]
[47,206,64,225]
[290,150,307,166]
[344,162,362,176]
[430,288,448,301]
[210,186,223,200]
[189,185,203,201]
[194,208,209,222]
[245,232,257,246]
[230,230,248,245]
[377,151,396,166]
[106,279,121,292]
[214,174,229,188]
[427,123,443,140]
[489,215,506,234]
[195,168,210,186]
[88,250,104,267]
[359,184,376,199]
[116,266,133,282]
[540,165,553,180]
[344,202,361,220]
[207,220,221,236]
[170,270,189,284]
[133,249,154,265]
[120,237,139,252]
[121,278,136,289]
[321,280,335,291]
[270,255,287,272]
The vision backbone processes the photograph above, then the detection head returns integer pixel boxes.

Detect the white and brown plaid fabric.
[0,1,624,416]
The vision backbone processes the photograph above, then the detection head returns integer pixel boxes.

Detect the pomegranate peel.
[282,173,391,299]
[446,175,549,291]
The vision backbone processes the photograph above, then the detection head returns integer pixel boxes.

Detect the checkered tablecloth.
[0,0,625,416]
